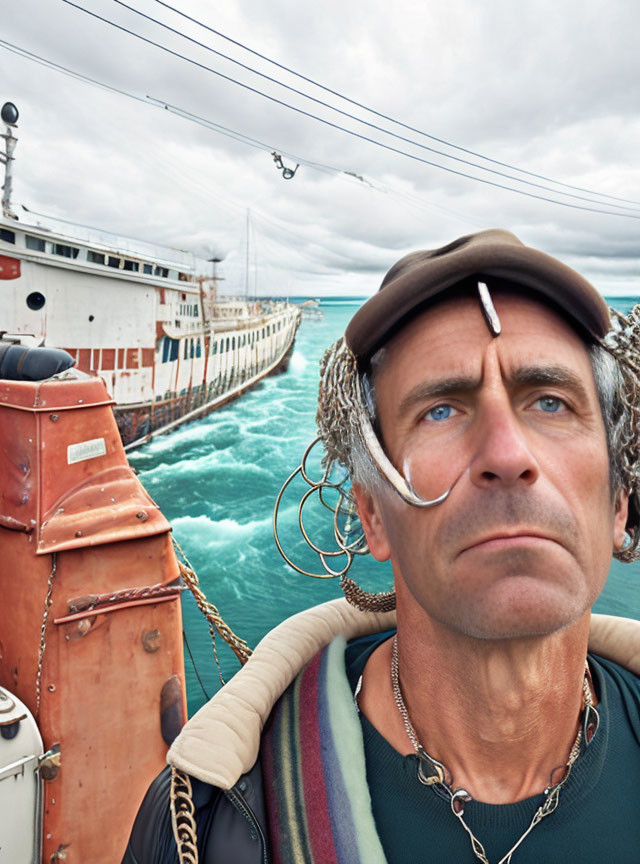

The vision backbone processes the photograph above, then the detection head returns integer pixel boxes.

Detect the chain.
[36,552,57,719]
[66,581,183,614]
[391,636,594,864]
[172,537,252,668]
[168,539,253,862]
[170,766,199,864]
[340,575,396,612]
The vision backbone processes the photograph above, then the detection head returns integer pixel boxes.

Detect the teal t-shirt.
[345,632,640,864]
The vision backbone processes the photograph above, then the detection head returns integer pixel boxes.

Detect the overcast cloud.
[2,0,639,296]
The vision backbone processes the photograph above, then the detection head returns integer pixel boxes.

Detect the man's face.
[356,292,628,640]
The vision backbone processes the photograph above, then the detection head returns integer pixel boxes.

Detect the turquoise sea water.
[128,297,640,716]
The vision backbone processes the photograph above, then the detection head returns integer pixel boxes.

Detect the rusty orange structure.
[0,375,187,862]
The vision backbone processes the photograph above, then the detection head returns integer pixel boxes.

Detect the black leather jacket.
[122,759,269,864]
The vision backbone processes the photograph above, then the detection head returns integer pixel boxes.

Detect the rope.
[172,538,252,666]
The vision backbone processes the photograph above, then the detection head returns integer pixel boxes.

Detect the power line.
[107,0,640,214]
[0,39,150,105]
[0,39,338,176]
[152,0,640,208]
[3,32,637,240]
[56,0,640,220]
[0,37,426,225]
[1,39,385,268]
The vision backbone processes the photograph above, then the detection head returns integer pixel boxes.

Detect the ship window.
[26,292,46,310]
[123,260,139,272]
[26,235,45,251]
[212,341,218,355]
[261,328,264,339]
[154,266,169,278]
[88,250,105,264]
[108,256,120,268]
[242,334,246,346]
[143,263,153,274]
[54,243,79,259]
[267,325,271,336]
[232,337,236,350]
[162,337,180,363]
[195,339,201,358]
[190,338,194,359]
[0,228,15,243]
[226,338,230,351]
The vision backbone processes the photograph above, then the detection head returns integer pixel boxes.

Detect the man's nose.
[468,394,540,489]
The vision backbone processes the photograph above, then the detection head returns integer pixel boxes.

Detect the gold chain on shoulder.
[170,766,199,864]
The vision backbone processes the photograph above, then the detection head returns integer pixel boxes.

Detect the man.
[124,229,640,863]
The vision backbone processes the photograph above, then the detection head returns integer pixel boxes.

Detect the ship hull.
[116,327,298,449]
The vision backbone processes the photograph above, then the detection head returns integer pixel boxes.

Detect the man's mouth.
[460,531,562,555]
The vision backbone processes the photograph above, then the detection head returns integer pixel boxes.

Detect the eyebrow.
[396,364,591,419]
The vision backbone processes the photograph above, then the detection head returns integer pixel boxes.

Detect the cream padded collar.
[168,599,640,789]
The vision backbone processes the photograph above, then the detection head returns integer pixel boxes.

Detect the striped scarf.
[262,636,388,864]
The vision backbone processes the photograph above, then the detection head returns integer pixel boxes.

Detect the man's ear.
[613,490,630,552]
[352,482,392,562]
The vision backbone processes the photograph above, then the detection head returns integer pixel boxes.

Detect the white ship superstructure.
[0,102,300,448]
[0,217,300,447]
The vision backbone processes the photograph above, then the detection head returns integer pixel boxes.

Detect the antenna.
[0,101,19,220]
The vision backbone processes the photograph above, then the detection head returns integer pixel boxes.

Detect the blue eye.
[535,396,564,413]
[426,404,455,421]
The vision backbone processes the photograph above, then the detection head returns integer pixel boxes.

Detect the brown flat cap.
[345,229,610,366]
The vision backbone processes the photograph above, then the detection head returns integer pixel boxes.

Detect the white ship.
[0,102,301,449]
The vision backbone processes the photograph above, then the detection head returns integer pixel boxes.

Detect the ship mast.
[0,102,19,220]
[245,208,250,297]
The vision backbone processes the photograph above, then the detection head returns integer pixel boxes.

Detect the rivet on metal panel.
[39,744,61,781]
[65,618,92,641]
[49,414,59,422]
[47,684,56,692]
[142,629,161,653]
[136,511,149,522]
[74,530,82,537]
[49,842,69,861]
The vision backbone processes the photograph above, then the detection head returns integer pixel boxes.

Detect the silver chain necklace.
[390,636,598,864]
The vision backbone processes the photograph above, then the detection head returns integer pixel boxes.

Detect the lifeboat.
[0,363,187,862]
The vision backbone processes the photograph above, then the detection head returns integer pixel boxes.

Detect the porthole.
[26,292,46,311]
[88,314,95,322]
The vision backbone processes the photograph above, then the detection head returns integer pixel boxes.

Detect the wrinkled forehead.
[374,286,595,381]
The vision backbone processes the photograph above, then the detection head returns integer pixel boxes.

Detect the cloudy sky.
[2,0,639,296]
